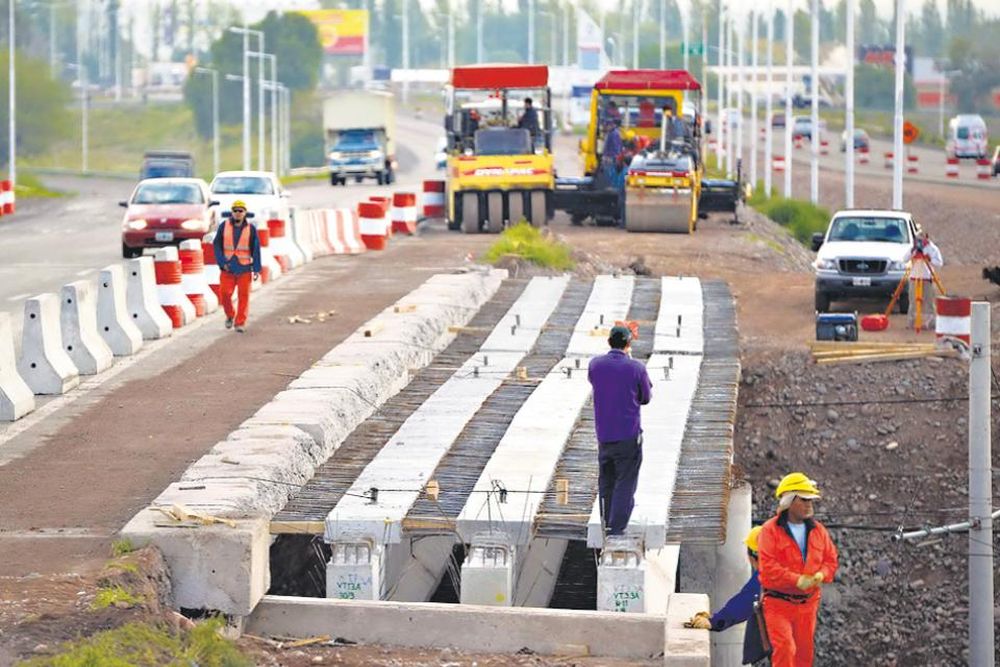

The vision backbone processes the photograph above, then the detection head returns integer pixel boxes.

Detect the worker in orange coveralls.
[756,472,838,667]
[213,200,261,333]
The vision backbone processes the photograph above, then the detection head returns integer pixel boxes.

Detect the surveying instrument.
[883,240,946,333]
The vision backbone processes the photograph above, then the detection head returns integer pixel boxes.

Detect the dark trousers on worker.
[598,434,643,535]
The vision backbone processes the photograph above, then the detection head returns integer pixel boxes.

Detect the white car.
[209,170,291,224]
[812,210,920,313]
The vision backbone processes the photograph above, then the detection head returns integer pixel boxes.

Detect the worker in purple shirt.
[587,324,653,536]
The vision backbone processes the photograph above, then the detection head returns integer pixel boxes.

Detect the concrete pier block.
[120,510,270,616]
[326,540,383,600]
[125,257,173,340]
[97,264,144,356]
[460,536,514,607]
[664,593,713,666]
[18,293,80,395]
[597,536,647,613]
[0,312,35,421]
[59,280,114,375]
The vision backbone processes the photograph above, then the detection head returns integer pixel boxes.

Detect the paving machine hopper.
[443,64,555,233]
[553,69,742,233]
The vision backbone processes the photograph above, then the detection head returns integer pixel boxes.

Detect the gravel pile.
[736,349,999,665]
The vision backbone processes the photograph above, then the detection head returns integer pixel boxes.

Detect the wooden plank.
[815,350,957,365]
[270,520,325,535]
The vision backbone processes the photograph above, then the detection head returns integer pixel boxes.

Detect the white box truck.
[324,90,397,186]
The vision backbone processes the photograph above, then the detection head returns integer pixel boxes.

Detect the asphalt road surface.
[0,114,444,348]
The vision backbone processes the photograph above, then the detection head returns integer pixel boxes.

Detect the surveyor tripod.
[883,250,946,332]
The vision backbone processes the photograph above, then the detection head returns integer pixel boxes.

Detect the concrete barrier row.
[121,268,508,616]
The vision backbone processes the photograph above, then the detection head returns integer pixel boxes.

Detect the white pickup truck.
[812,209,920,313]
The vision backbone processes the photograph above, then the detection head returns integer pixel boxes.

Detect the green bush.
[752,195,831,245]
[483,223,575,270]
[17,619,250,667]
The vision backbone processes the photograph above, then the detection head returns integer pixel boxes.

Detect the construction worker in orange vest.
[756,473,838,667]
[212,200,261,333]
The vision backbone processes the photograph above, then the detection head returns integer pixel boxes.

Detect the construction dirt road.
[1,160,998,664]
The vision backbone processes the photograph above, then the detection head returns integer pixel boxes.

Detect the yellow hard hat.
[623,129,637,141]
[774,472,821,500]
[231,200,248,211]
[744,526,763,553]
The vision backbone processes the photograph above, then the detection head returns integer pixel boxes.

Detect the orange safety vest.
[223,221,252,266]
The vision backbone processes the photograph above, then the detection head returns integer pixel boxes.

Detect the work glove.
[811,572,825,586]
[796,574,817,591]
[684,611,712,630]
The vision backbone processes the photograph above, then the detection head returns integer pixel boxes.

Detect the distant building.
[911,57,952,111]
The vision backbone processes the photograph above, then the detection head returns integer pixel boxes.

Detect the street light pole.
[229,26,263,171]
[447,0,454,68]
[659,0,665,69]
[682,3,689,72]
[67,63,87,173]
[631,0,639,69]
[736,15,744,181]
[194,67,219,177]
[845,0,855,207]
[716,3,725,166]
[891,0,905,209]
[528,0,535,63]
[764,0,774,196]
[810,0,819,205]
[750,7,758,189]
[783,0,793,198]
[402,0,409,104]
[477,3,483,63]
[9,0,15,187]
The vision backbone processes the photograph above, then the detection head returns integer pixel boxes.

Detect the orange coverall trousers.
[762,595,819,667]
[220,271,252,326]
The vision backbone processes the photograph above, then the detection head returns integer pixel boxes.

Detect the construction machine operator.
[757,473,838,667]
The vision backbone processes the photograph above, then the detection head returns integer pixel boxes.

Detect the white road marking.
[6,293,29,302]
[75,269,93,277]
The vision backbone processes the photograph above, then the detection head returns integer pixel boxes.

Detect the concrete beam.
[513,537,569,608]
[247,595,666,660]
[566,275,635,358]
[654,277,703,355]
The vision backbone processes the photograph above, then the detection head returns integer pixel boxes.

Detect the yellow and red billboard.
[299,9,368,56]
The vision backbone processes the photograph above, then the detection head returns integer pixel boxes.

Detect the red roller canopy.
[451,64,549,90]
[594,69,701,92]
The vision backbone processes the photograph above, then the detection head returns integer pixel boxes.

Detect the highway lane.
[0,114,444,350]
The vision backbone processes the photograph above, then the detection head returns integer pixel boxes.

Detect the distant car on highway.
[140,150,195,180]
[946,114,988,160]
[792,116,813,140]
[209,171,291,226]
[771,112,786,128]
[120,178,218,258]
[840,128,871,152]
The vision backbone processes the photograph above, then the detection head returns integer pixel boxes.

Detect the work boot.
[225,318,234,329]
[235,325,246,333]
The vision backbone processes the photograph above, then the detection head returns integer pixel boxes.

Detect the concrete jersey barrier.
[17,293,81,395]
[0,312,35,421]
[98,264,144,356]
[125,257,174,340]
[60,280,114,375]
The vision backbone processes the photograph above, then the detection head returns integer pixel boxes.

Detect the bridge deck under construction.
[271,275,739,546]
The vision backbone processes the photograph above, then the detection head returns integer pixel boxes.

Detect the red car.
[120,178,219,258]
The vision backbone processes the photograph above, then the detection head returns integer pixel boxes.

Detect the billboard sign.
[299,9,368,56]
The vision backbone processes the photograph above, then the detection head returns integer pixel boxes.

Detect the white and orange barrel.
[976,158,992,180]
[257,227,277,283]
[859,146,870,164]
[1,180,14,215]
[391,192,418,235]
[772,155,785,172]
[945,157,959,178]
[906,154,919,174]
[422,180,446,218]
[202,240,221,298]
[178,240,207,317]
[154,246,195,328]
[314,209,336,255]
[793,136,804,150]
[358,201,389,251]
[936,296,971,347]
[884,152,894,169]
[368,196,392,237]
[267,218,292,273]
[820,139,830,156]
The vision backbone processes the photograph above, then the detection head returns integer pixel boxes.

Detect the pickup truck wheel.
[814,290,831,313]
[355,176,363,184]
[330,174,339,186]
[122,243,142,259]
